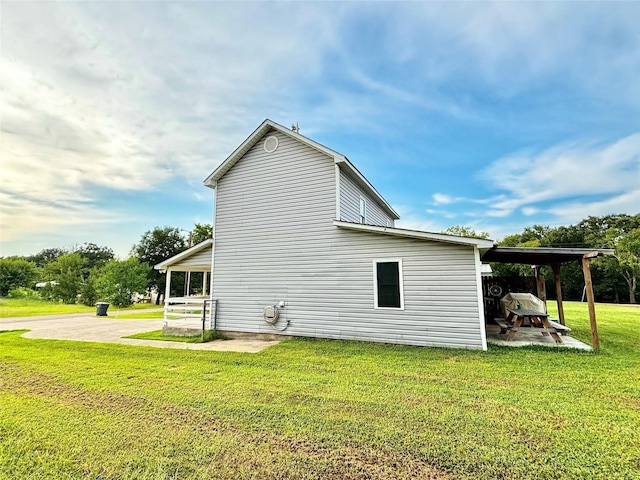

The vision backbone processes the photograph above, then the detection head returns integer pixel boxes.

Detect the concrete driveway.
[0,312,281,352]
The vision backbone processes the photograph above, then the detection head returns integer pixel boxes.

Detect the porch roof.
[481,246,614,266]
[154,239,213,273]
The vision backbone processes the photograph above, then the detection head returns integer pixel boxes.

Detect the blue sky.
[1,2,639,258]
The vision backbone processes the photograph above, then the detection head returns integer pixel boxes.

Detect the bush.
[39,282,55,301]
[7,287,41,299]
[95,258,150,307]
[79,270,99,306]
[0,258,38,296]
[45,253,85,304]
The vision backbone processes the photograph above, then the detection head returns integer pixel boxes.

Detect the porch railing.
[164,296,217,330]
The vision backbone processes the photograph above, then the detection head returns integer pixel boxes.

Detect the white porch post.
[164,270,172,325]
[202,272,208,297]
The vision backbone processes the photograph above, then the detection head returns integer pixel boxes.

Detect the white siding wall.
[330,230,484,349]
[212,129,339,337]
[339,169,394,227]
[177,248,212,269]
[212,129,484,349]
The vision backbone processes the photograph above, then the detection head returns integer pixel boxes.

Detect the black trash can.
[96,302,110,316]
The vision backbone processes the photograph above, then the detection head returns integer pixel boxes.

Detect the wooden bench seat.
[494,317,512,334]
[549,319,572,335]
[494,317,571,336]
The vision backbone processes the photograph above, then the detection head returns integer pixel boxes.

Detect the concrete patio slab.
[0,313,282,352]
[485,323,592,350]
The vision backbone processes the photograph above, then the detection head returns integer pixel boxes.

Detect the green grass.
[1,302,639,479]
[113,311,165,319]
[0,298,160,318]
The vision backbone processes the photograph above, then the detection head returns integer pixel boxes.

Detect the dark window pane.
[377,262,400,308]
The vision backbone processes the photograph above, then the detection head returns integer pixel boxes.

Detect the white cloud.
[479,132,640,218]
[546,189,640,225]
[432,193,454,205]
[0,2,346,245]
[408,133,639,239]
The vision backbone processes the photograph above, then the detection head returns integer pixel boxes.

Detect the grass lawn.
[113,311,165,319]
[1,302,639,479]
[0,298,161,318]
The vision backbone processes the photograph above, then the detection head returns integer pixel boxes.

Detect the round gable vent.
[263,135,279,153]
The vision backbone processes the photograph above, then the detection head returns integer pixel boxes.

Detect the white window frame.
[373,258,404,310]
[359,196,367,224]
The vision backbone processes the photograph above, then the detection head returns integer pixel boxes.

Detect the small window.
[359,197,366,224]
[374,259,404,309]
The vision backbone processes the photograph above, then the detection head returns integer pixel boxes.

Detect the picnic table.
[504,308,564,344]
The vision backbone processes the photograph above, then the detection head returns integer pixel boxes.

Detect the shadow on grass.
[123,329,229,343]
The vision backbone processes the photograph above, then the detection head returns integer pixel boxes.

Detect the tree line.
[0,223,213,307]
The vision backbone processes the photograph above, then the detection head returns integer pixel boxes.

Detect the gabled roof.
[154,239,213,272]
[334,220,496,248]
[203,119,399,220]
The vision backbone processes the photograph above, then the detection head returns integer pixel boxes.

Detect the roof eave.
[335,158,400,220]
[333,220,495,247]
[203,119,346,189]
[203,120,274,188]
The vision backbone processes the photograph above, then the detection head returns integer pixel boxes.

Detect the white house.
[158,119,496,349]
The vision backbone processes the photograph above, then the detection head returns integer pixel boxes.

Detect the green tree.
[579,214,640,246]
[95,258,150,307]
[614,228,640,304]
[192,223,213,245]
[442,226,490,239]
[131,227,187,304]
[74,243,114,272]
[45,253,85,304]
[515,225,550,245]
[27,248,67,268]
[0,258,39,296]
[79,269,100,306]
[541,225,584,248]
[591,256,627,303]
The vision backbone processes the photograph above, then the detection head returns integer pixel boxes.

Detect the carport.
[481,247,614,349]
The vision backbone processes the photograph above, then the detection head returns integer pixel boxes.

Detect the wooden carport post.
[552,263,566,326]
[581,253,600,350]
